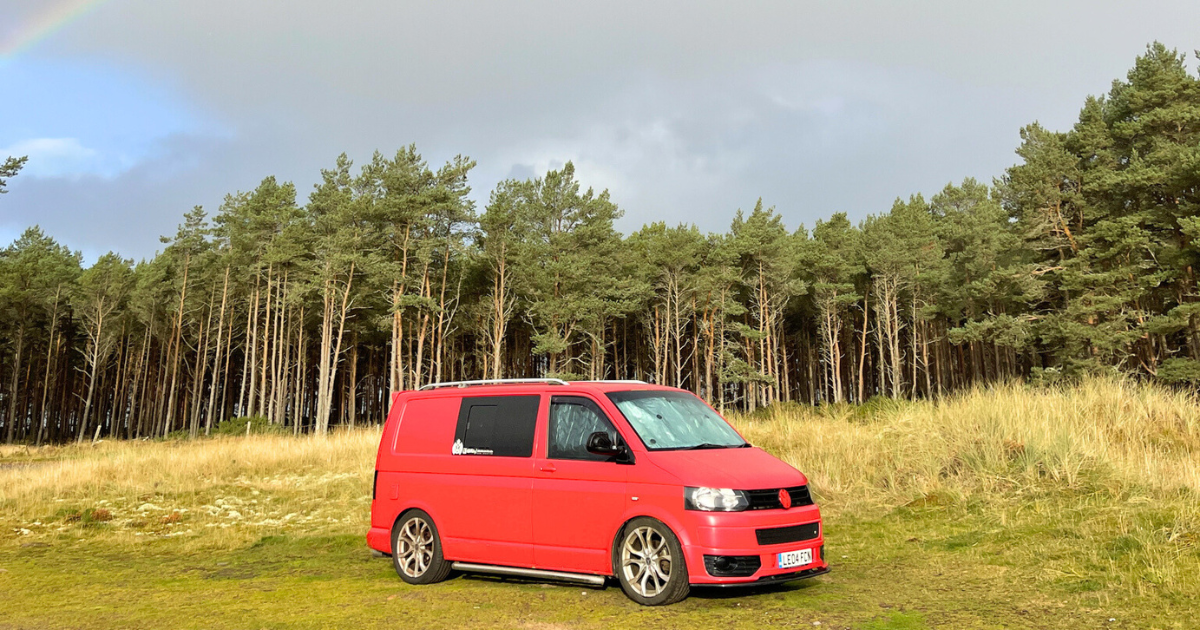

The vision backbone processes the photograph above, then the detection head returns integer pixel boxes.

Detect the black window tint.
[453,395,539,457]
[463,405,497,449]
[548,397,620,461]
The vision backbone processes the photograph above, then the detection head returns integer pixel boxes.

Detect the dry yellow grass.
[731,378,1200,509]
[729,378,1200,599]
[0,428,381,549]
[2,377,1197,564]
[4,377,1198,519]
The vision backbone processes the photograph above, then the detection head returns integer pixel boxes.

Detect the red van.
[367,379,828,605]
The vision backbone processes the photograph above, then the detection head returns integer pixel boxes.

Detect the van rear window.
[453,395,540,457]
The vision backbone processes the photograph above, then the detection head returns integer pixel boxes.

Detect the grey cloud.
[7,0,1200,257]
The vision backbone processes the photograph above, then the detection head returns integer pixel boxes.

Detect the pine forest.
[2,43,1199,443]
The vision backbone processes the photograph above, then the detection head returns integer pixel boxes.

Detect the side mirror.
[586,431,634,464]
[586,431,619,455]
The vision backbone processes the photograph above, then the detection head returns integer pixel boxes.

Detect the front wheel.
[615,517,690,605]
[391,510,452,584]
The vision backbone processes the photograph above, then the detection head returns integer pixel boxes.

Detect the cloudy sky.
[2,0,1199,261]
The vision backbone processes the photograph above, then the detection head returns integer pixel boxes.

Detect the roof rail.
[570,380,648,384]
[418,378,569,391]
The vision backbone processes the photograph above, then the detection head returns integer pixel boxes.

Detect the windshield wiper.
[684,442,741,450]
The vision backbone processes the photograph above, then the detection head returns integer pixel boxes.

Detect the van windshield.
[605,391,748,451]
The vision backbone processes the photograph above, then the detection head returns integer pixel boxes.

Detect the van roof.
[403,379,677,396]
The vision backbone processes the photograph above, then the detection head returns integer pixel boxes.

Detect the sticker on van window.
[452,439,493,456]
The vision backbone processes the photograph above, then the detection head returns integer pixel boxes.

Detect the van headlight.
[684,487,749,512]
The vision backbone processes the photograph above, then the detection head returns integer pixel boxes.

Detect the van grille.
[755,522,820,546]
[745,485,814,510]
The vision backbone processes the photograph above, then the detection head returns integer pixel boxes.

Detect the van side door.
[438,394,539,568]
[532,395,629,574]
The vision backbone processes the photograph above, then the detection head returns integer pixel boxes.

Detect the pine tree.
[628,223,705,387]
[522,162,624,379]
[933,179,1029,386]
[0,228,81,442]
[803,213,862,403]
[0,156,26,194]
[1098,43,1200,377]
[71,253,134,442]
[729,201,804,409]
[862,196,942,397]
[306,155,377,434]
[476,179,534,379]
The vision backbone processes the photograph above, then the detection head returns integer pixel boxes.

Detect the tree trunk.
[205,267,230,434]
[347,333,359,427]
[316,262,355,434]
[35,288,64,445]
[163,254,191,436]
[245,273,261,416]
[258,266,274,416]
[77,305,108,444]
[6,326,26,444]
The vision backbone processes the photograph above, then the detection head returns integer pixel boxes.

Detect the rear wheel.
[391,510,452,584]
[615,517,690,605]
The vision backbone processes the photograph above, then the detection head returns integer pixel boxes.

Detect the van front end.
[683,499,827,586]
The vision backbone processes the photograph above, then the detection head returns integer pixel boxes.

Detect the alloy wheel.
[620,525,673,598]
[397,516,434,578]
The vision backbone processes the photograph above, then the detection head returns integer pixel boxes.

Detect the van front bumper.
[699,565,830,588]
[682,507,828,585]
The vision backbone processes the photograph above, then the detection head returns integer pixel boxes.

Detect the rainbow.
[0,0,111,59]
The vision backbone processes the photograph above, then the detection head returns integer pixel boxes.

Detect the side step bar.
[450,562,606,587]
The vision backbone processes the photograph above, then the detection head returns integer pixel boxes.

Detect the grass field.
[1,378,1198,629]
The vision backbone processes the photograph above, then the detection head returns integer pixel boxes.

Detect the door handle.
[539,463,556,473]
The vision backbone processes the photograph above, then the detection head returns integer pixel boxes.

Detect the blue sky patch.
[0,56,214,179]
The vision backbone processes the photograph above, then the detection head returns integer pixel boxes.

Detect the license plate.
[777,548,813,569]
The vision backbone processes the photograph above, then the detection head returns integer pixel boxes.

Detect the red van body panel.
[368,382,828,586]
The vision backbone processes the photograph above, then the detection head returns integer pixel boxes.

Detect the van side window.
[548,397,621,462]
[463,404,497,447]
[453,395,539,457]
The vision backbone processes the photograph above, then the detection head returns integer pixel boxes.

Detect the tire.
[614,517,690,605]
[391,509,452,585]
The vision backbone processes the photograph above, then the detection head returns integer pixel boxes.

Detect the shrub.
[214,416,287,437]
[63,507,114,526]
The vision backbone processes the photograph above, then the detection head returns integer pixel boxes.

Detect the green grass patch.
[2,489,1194,629]
[858,612,929,630]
